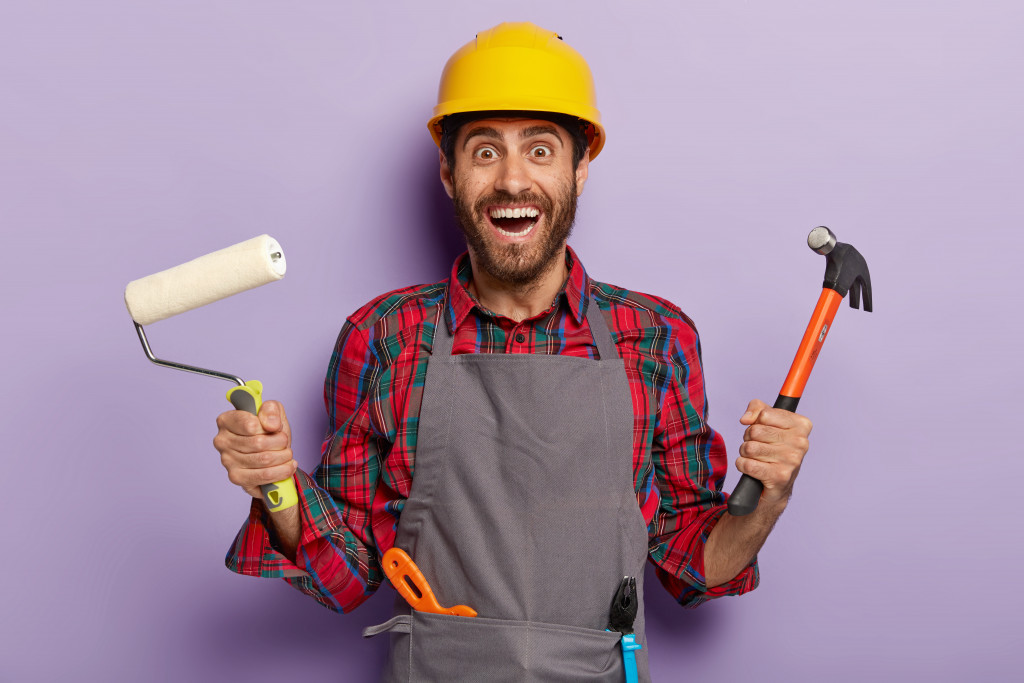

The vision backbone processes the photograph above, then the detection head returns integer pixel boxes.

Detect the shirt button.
[514,333,526,343]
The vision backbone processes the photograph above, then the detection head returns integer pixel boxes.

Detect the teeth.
[489,206,540,219]
[495,222,536,238]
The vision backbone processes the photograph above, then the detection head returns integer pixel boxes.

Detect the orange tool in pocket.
[382,547,477,617]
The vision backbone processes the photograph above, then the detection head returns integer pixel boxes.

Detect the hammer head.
[807,226,872,312]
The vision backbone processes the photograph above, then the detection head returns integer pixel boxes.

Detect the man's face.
[440,118,590,287]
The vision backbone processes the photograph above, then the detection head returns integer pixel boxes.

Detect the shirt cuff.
[652,505,760,608]
[224,471,316,579]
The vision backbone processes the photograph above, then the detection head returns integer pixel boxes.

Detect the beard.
[452,178,578,287]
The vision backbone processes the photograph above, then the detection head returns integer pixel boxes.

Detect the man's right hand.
[213,400,297,500]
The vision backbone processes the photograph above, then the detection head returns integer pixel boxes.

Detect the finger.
[216,410,264,437]
[739,399,769,425]
[228,459,298,491]
[259,401,292,439]
[734,455,771,482]
[753,407,813,434]
[216,429,291,456]
[738,439,780,463]
[259,400,281,433]
[743,423,786,444]
[740,437,808,468]
[220,445,293,472]
[735,456,799,491]
[276,401,291,441]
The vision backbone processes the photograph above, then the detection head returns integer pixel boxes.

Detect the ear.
[439,149,455,199]
[574,149,590,197]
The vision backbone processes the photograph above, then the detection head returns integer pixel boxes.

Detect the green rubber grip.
[227,380,298,512]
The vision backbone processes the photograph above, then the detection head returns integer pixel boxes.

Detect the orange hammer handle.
[728,288,844,517]
[780,288,844,399]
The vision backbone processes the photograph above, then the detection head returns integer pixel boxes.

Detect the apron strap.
[585,298,620,361]
[432,291,455,357]
[434,285,620,361]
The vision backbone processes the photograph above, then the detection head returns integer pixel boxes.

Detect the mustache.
[473,191,552,215]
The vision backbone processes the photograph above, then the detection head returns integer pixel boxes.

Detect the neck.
[467,249,569,322]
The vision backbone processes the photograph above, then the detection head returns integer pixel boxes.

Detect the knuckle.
[745,459,766,479]
[735,456,750,475]
[275,461,296,480]
[234,414,256,435]
[253,450,274,469]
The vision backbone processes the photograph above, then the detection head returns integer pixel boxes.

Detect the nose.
[494,154,531,196]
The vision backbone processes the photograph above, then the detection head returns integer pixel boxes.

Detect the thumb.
[740,398,768,425]
[259,400,283,433]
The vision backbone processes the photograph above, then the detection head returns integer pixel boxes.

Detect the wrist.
[265,501,302,562]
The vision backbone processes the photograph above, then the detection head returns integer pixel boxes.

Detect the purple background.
[2,1,1021,680]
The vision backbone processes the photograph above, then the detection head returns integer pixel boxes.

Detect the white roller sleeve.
[125,234,286,325]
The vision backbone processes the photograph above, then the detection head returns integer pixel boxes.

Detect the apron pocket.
[368,610,625,682]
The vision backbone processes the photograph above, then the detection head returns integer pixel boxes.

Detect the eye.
[530,144,553,158]
[474,146,498,160]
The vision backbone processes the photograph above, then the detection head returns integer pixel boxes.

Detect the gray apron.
[364,297,651,682]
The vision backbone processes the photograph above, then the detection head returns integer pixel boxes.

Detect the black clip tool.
[608,576,638,634]
[607,576,642,683]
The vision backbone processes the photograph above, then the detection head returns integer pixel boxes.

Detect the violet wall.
[2,1,1020,680]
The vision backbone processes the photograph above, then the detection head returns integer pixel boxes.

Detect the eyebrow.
[462,124,564,151]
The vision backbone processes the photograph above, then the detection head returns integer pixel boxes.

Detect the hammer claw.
[848,276,872,312]
[822,238,872,313]
[848,282,861,310]
[860,277,873,313]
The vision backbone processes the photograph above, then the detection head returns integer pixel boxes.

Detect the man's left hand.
[736,399,812,509]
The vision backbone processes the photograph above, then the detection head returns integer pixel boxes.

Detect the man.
[214,22,811,681]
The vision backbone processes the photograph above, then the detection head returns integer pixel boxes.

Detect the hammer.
[728,227,872,516]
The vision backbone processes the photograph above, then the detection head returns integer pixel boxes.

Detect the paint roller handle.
[226,380,299,512]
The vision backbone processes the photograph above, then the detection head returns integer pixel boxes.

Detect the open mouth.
[488,206,540,238]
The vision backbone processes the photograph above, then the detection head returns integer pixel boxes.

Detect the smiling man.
[444,115,588,317]
[214,22,813,682]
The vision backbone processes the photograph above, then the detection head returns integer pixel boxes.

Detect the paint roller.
[124,234,297,512]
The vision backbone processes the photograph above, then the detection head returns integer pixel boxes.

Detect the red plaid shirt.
[227,247,758,610]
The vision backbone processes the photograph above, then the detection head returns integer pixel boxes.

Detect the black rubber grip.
[773,394,801,413]
[727,474,763,517]
[727,394,802,516]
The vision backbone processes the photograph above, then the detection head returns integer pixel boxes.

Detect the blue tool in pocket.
[607,576,641,683]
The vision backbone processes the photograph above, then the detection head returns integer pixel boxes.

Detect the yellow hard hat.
[429,22,605,159]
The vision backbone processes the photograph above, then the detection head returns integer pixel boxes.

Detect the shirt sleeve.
[224,318,385,613]
[647,316,759,608]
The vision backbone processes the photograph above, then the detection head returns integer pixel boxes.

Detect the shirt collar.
[445,245,591,332]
